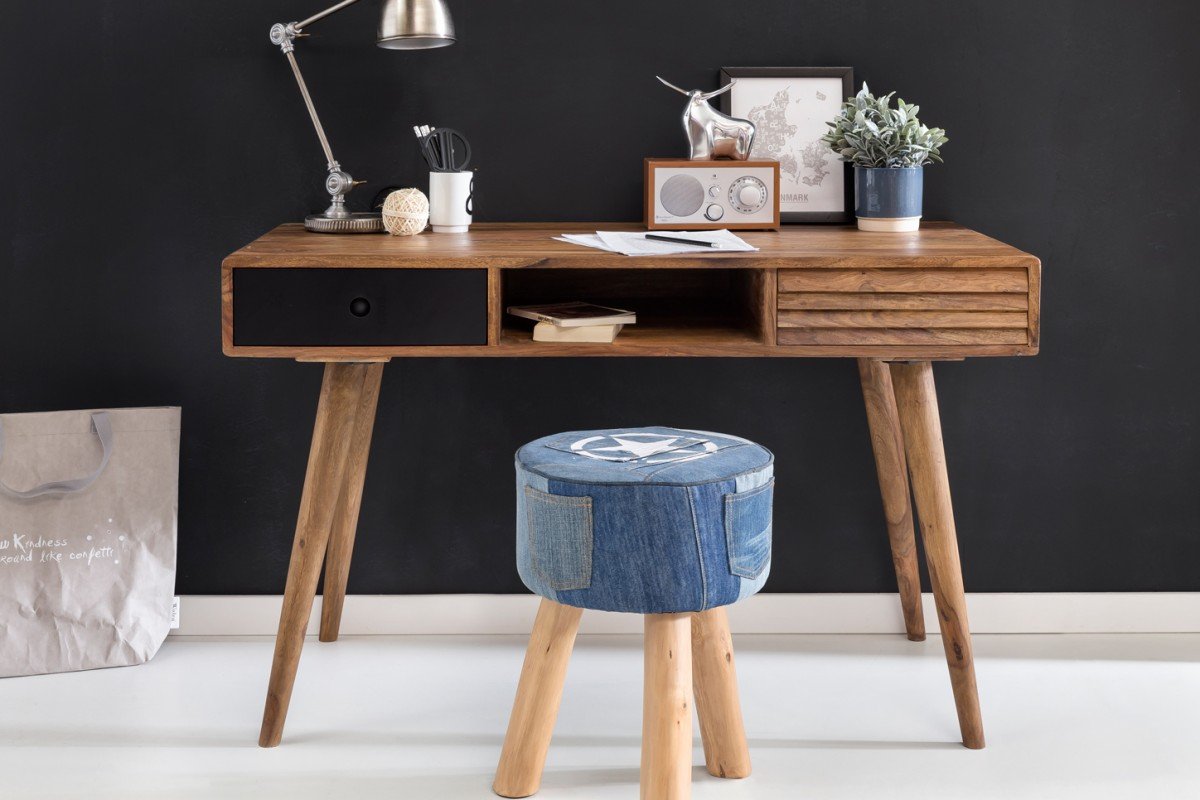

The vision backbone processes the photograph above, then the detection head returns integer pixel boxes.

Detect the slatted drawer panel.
[777,268,1031,348]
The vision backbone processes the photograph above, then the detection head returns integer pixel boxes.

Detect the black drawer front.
[233,268,487,347]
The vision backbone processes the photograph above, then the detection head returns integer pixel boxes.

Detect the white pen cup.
[428,171,474,233]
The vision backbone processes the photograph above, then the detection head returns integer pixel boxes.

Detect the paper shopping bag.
[0,407,180,677]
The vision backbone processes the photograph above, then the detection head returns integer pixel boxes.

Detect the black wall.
[2,2,1196,594]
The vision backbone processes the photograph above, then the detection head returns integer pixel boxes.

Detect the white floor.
[1,634,1197,800]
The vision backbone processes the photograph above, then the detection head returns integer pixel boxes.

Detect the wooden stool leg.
[494,599,584,798]
[691,608,751,779]
[258,363,370,748]
[641,613,694,800]
[319,362,385,642]
[858,358,926,641]
[890,361,985,750]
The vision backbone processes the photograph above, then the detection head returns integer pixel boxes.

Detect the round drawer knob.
[349,297,371,317]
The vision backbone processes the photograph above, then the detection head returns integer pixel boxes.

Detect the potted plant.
[822,84,948,231]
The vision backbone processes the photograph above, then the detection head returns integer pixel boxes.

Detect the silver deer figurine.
[657,76,756,161]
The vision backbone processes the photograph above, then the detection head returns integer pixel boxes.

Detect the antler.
[699,80,736,101]
[656,76,691,96]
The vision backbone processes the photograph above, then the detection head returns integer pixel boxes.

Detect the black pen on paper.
[644,234,721,248]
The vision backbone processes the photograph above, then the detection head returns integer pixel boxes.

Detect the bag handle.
[0,412,114,498]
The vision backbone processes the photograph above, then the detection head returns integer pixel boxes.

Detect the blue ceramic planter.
[855,167,923,231]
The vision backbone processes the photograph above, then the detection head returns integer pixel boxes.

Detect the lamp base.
[304,212,384,234]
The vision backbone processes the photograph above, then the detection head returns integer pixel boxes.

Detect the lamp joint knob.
[269,22,301,53]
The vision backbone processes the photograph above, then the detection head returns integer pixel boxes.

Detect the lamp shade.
[377,0,455,49]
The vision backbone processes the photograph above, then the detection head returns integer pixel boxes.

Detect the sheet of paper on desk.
[554,230,758,256]
[554,233,615,251]
[598,230,758,256]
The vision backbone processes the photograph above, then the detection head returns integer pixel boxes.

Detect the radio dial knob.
[738,184,763,206]
[708,185,721,198]
[729,176,768,213]
[704,203,724,221]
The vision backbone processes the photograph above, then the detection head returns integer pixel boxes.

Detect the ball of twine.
[381,188,429,236]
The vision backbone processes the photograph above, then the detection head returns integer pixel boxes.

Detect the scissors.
[421,127,472,172]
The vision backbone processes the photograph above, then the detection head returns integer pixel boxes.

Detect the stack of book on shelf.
[507,302,637,343]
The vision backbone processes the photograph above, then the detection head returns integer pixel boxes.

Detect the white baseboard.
[170,593,1200,637]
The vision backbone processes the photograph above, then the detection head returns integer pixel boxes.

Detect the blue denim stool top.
[516,427,774,614]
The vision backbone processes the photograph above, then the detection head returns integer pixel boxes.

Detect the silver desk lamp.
[269,0,455,233]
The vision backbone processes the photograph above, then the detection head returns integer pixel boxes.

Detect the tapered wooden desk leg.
[259,363,370,748]
[642,613,694,800]
[691,608,751,779]
[858,358,926,642]
[319,362,385,643]
[494,599,584,798]
[890,361,985,750]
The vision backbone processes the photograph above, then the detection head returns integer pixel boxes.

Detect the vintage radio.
[644,158,780,231]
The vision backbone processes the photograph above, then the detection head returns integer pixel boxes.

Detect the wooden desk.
[222,222,1041,751]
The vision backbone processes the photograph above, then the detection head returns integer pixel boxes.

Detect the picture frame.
[719,67,854,223]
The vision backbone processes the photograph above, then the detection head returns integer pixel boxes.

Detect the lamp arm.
[269,1,367,219]
[294,0,364,32]
[281,48,337,169]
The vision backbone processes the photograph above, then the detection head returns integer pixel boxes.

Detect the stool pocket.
[724,480,774,579]
[525,486,594,591]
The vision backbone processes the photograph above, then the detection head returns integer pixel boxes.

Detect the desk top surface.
[222,220,1040,360]
[224,221,1040,270]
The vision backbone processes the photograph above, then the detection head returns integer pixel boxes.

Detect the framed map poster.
[720,67,854,223]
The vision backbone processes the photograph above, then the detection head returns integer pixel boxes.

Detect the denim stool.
[494,427,773,800]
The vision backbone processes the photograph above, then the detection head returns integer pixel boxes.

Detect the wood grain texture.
[223,222,1039,270]
[778,292,1028,311]
[230,342,1033,360]
[642,613,694,800]
[890,361,985,749]
[778,329,1028,346]
[779,268,1028,294]
[259,363,370,748]
[752,268,778,345]
[1027,258,1043,351]
[504,319,762,347]
[858,359,925,642]
[318,362,384,643]
[779,310,1028,329]
[493,599,584,798]
[221,222,1040,360]
[220,265,234,355]
[294,355,392,363]
[691,608,751,779]
[487,267,502,346]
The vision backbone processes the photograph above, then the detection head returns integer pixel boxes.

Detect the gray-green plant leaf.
[823,88,947,168]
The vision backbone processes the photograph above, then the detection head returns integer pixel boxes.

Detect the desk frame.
[223,222,1041,752]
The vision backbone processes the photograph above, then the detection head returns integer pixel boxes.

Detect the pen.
[645,233,722,248]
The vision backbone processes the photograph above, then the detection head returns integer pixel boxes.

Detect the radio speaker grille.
[660,174,705,217]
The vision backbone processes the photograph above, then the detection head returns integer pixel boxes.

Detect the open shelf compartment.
[498,268,774,349]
